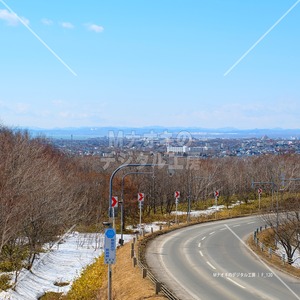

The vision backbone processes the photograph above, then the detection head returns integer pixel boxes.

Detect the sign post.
[214,190,219,207]
[104,228,116,264]
[258,188,262,210]
[111,196,118,228]
[174,191,180,224]
[104,227,116,300]
[138,193,144,230]
[214,190,219,219]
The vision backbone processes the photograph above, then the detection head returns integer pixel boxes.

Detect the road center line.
[220,228,227,231]
[199,250,204,257]
[209,231,215,235]
[233,224,240,227]
[198,242,201,248]
[226,277,246,289]
[247,221,255,224]
[202,236,206,241]
[206,261,216,270]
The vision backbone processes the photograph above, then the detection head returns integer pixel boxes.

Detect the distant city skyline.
[1,1,300,129]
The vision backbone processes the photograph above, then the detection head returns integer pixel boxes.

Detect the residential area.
[49,134,300,158]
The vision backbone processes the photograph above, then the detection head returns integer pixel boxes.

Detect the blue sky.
[0,0,300,129]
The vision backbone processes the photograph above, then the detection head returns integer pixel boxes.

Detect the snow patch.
[0,232,133,300]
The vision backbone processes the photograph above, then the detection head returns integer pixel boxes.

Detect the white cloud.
[41,18,53,26]
[61,22,74,29]
[0,9,29,26]
[86,23,104,33]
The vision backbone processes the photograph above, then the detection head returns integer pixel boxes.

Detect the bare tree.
[263,195,300,265]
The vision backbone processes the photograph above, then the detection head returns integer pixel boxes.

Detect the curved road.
[146,216,300,300]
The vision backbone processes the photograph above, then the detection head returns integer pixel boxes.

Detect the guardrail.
[253,225,289,264]
[137,257,179,300]
[130,229,181,300]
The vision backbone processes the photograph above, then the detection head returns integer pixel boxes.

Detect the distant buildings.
[167,145,187,154]
[49,135,300,159]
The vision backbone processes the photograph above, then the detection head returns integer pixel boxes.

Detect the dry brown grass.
[98,241,167,300]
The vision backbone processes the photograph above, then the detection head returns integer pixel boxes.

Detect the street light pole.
[107,163,155,300]
[108,164,155,226]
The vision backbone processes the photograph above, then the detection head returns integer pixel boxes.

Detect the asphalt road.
[146,216,300,300]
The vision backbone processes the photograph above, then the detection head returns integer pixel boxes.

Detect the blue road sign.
[104,228,116,264]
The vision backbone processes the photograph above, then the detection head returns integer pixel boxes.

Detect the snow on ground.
[275,243,300,269]
[171,205,225,217]
[170,201,245,218]
[142,222,167,233]
[126,221,167,234]
[0,232,133,300]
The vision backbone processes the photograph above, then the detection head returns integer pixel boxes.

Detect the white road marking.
[247,221,255,224]
[198,242,201,248]
[233,224,240,227]
[226,277,246,289]
[199,250,204,257]
[220,228,227,231]
[206,261,216,270]
[159,232,203,300]
[209,231,215,235]
[202,236,206,241]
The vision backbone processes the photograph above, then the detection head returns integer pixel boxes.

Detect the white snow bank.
[275,243,300,269]
[171,205,225,217]
[0,232,133,300]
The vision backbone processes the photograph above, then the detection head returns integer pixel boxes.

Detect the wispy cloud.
[41,18,53,26]
[85,23,104,33]
[0,9,29,26]
[61,22,74,29]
